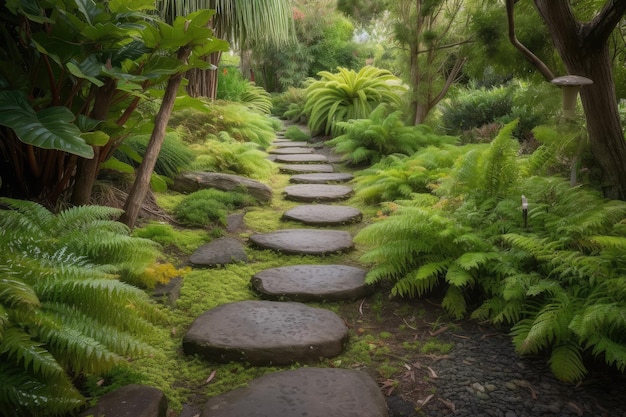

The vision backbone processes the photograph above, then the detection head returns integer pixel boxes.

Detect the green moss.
[155,193,185,214]
[420,339,454,355]
[133,222,211,255]
[378,331,393,340]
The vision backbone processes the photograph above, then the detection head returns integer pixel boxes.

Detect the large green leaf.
[0,91,93,158]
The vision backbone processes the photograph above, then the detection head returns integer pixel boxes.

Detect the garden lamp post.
[550,75,593,120]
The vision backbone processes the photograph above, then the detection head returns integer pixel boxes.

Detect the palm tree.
[155,0,294,98]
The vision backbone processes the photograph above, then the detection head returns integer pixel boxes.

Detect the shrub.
[284,126,311,141]
[189,133,275,180]
[173,189,258,227]
[356,121,626,382]
[304,66,405,136]
[272,87,309,122]
[327,105,457,165]
[0,199,163,416]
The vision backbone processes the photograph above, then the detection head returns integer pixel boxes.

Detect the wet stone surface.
[279,164,335,174]
[78,384,168,417]
[271,140,309,147]
[274,154,328,163]
[283,184,353,202]
[249,229,353,255]
[251,264,371,301]
[282,204,362,226]
[289,172,354,184]
[201,368,388,417]
[268,147,314,154]
[183,301,348,365]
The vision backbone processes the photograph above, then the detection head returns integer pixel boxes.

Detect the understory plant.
[304,66,405,136]
[0,198,163,416]
[327,105,457,165]
[189,133,275,179]
[173,189,259,227]
[356,121,626,381]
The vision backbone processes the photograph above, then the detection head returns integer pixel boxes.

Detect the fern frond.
[445,264,474,287]
[549,343,587,382]
[442,285,467,319]
[0,327,64,379]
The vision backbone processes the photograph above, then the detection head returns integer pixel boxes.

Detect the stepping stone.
[271,141,309,147]
[249,229,353,255]
[251,265,371,301]
[282,204,362,225]
[200,368,388,417]
[274,154,328,163]
[284,184,353,202]
[189,237,248,266]
[172,172,272,203]
[290,172,354,184]
[279,164,334,174]
[183,301,348,365]
[78,384,168,417]
[268,147,313,155]
[152,277,183,306]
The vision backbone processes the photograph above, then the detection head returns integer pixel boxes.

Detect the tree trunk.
[70,80,117,205]
[533,0,626,200]
[120,46,192,229]
[186,51,222,99]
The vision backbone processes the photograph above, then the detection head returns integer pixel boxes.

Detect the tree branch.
[430,56,467,108]
[506,0,554,81]
[584,0,626,44]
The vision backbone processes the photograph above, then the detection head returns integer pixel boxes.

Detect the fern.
[0,199,162,415]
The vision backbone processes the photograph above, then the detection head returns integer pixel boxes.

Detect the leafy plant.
[189,133,275,180]
[240,84,273,114]
[272,87,308,119]
[173,189,258,227]
[284,126,311,141]
[327,105,457,165]
[304,66,405,136]
[0,198,163,416]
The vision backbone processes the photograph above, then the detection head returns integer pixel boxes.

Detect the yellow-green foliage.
[189,134,276,180]
[133,222,211,255]
[305,66,406,136]
[135,262,191,289]
[169,101,277,147]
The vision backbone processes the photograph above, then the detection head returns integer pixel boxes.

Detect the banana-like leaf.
[0,91,93,158]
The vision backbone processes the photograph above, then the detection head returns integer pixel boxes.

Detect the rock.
[78,384,168,417]
[183,301,348,365]
[279,164,334,174]
[289,172,354,184]
[152,277,183,306]
[472,383,486,393]
[282,204,362,226]
[283,184,353,202]
[485,384,497,392]
[251,264,371,301]
[171,172,272,203]
[189,237,248,266]
[268,147,313,154]
[201,368,388,417]
[504,382,517,391]
[271,141,309,147]
[226,212,245,233]
[274,154,328,163]
[249,229,353,255]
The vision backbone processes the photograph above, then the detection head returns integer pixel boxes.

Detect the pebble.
[472,383,486,393]
[504,382,517,391]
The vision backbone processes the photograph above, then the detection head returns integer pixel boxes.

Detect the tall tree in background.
[155,0,293,99]
[392,0,471,124]
[507,0,626,200]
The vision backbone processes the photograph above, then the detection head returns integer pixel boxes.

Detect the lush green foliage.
[284,126,311,141]
[304,66,405,136]
[327,105,457,165]
[114,132,195,179]
[173,189,258,227]
[272,87,308,120]
[356,121,626,381]
[133,222,211,255]
[189,133,276,179]
[169,102,277,147]
[0,198,162,416]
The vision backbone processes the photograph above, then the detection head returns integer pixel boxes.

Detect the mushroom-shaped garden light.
[551,75,593,120]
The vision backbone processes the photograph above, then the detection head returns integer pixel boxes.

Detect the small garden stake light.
[521,195,528,228]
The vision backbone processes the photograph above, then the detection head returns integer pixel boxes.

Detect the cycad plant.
[327,105,457,165]
[0,198,163,416]
[304,66,406,136]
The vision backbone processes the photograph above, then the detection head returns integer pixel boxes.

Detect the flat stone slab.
[268,147,313,155]
[283,184,353,202]
[78,384,168,417]
[183,301,348,365]
[279,164,334,174]
[172,172,272,203]
[282,204,362,225]
[274,154,328,163]
[290,172,354,184]
[272,141,309,147]
[189,237,248,266]
[251,265,371,301]
[201,368,388,417]
[249,229,353,255]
